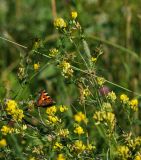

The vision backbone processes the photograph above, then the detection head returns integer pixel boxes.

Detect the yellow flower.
[97,77,105,86]
[93,111,103,122]
[32,146,43,155]
[117,145,130,159]
[106,112,115,124]
[12,109,24,122]
[86,144,96,151]
[71,11,78,19]
[46,106,57,115]
[57,154,65,160]
[91,57,97,63]
[74,140,86,152]
[49,48,59,57]
[48,115,59,123]
[129,99,138,111]
[6,100,17,114]
[6,100,24,122]
[60,61,73,78]
[54,18,67,28]
[74,126,84,135]
[59,105,68,112]
[7,100,17,107]
[135,155,141,160]
[83,87,90,97]
[0,139,7,147]
[34,63,40,70]
[62,61,71,71]
[54,142,63,150]
[93,111,115,131]
[1,125,14,135]
[102,102,113,112]
[18,67,25,80]
[74,112,87,123]
[120,94,129,104]
[22,124,27,130]
[128,136,141,150]
[58,129,69,138]
[107,91,117,102]
[134,137,141,147]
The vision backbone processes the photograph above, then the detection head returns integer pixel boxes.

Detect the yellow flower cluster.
[96,77,105,86]
[120,94,129,104]
[107,91,117,102]
[33,63,40,70]
[58,129,69,138]
[14,124,27,134]
[102,102,113,112]
[59,105,68,112]
[49,48,59,57]
[74,140,86,152]
[1,124,26,135]
[12,109,24,122]
[93,111,115,131]
[129,99,138,111]
[135,155,141,160]
[54,18,67,29]
[32,146,43,155]
[57,154,66,160]
[46,105,68,114]
[18,67,25,80]
[117,145,130,159]
[83,87,90,97]
[128,136,141,150]
[6,100,24,122]
[71,11,78,19]
[60,61,73,78]
[1,125,14,135]
[91,57,97,63]
[86,144,96,151]
[46,106,57,115]
[74,125,84,135]
[6,100,17,113]
[73,140,95,153]
[53,142,63,150]
[74,112,87,123]
[0,139,7,148]
[46,105,68,124]
[120,94,139,111]
[48,115,59,124]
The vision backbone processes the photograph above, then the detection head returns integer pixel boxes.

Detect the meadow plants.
[0,11,141,160]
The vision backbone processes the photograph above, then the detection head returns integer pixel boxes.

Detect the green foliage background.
[0,1,141,159]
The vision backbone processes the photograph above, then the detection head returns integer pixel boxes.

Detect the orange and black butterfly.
[37,90,55,108]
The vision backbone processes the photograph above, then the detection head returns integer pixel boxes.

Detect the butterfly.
[37,90,55,107]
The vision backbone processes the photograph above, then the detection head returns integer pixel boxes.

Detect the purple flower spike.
[99,86,110,96]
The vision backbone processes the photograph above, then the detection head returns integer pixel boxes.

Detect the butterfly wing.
[37,90,55,107]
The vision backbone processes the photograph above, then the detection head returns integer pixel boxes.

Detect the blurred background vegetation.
[0,0,141,102]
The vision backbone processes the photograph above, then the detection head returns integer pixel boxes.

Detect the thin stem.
[51,0,57,19]
[87,35,141,63]
[38,107,46,126]
[0,36,27,49]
